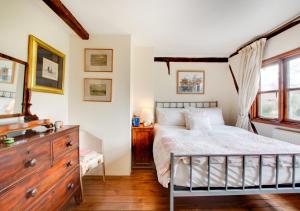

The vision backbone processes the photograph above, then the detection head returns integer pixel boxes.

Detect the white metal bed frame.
[155,101,300,211]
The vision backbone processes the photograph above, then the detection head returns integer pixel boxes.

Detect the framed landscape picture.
[85,48,113,72]
[177,70,205,94]
[28,35,65,94]
[83,78,112,102]
[0,58,15,83]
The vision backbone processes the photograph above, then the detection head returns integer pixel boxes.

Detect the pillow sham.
[156,108,186,126]
[184,111,212,131]
[188,107,225,126]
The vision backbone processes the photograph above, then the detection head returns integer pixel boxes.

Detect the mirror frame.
[0,53,38,121]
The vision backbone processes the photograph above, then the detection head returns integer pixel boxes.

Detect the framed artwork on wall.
[177,70,205,94]
[0,58,15,83]
[83,78,112,102]
[28,35,65,94]
[84,48,113,72]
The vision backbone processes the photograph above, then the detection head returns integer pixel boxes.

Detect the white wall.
[0,0,70,123]
[229,24,300,139]
[132,47,155,116]
[68,35,131,176]
[153,62,239,125]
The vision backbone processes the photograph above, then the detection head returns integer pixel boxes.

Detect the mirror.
[0,53,26,118]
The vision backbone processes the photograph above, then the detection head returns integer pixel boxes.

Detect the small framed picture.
[83,78,112,102]
[0,58,15,83]
[28,35,65,94]
[85,48,113,72]
[177,70,205,94]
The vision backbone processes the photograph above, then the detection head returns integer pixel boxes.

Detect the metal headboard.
[154,101,218,123]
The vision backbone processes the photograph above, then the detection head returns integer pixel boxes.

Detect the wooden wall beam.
[42,0,89,40]
[154,57,228,74]
[154,57,228,63]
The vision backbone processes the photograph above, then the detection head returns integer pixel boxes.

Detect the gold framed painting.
[0,58,15,83]
[83,78,112,102]
[84,48,113,72]
[177,70,205,94]
[28,35,65,94]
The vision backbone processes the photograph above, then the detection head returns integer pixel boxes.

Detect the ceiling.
[61,0,300,57]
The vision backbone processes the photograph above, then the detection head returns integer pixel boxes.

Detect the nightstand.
[132,124,154,168]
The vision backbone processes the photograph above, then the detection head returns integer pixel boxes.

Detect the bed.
[153,101,300,211]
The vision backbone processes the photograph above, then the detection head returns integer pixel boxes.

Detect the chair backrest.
[79,129,103,154]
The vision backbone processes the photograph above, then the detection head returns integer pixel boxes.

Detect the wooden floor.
[65,169,300,211]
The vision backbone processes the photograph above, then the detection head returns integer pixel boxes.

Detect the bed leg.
[170,192,174,211]
[170,152,175,211]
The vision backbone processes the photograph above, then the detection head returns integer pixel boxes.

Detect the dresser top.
[0,125,79,152]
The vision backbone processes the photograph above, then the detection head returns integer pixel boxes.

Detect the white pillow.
[188,107,224,125]
[156,108,186,126]
[184,111,212,131]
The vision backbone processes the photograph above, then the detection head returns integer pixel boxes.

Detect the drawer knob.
[27,188,38,198]
[66,141,73,147]
[25,158,37,168]
[65,161,73,168]
[67,183,74,190]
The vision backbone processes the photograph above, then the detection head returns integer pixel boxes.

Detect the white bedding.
[153,124,300,188]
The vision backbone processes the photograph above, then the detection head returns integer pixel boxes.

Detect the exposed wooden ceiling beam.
[229,15,300,58]
[42,0,89,40]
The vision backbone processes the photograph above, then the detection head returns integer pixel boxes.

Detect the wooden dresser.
[0,125,82,211]
[132,124,154,168]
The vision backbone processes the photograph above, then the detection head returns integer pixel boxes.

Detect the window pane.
[288,90,300,121]
[260,64,279,91]
[259,92,279,118]
[287,57,300,89]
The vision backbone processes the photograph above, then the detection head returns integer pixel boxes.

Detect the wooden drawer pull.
[25,158,37,168]
[26,188,38,198]
[65,161,73,168]
[67,183,74,190]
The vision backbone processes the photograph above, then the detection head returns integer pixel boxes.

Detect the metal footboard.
[169,153,300,211]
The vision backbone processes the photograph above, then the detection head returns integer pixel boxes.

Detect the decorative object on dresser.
[0,125,82,210]
[83,78,112,102]
[177,70,205,94]
[28,35,65,95]
[132,123,154,168]
[84,48,113,72]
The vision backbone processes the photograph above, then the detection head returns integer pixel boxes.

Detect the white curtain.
[236,38,266,131]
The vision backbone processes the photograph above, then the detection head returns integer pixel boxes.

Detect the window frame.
[251,47,300,129]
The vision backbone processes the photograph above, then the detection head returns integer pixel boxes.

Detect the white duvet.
[153,125,300,188]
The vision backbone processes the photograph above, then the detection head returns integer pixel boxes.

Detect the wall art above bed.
[177,70,205,94]
[28,35,65,95]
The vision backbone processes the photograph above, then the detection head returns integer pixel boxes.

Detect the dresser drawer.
[48,149,79,184]
[51,167,80,210]
[0,166,54,211]
[0,140,51,192]
[53,130,78,160]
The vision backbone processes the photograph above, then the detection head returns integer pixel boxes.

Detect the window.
[252,47,300,128]
[258,64,279,119]
[286,56,300,121]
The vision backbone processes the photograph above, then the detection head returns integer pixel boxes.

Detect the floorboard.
[65,169,300,211]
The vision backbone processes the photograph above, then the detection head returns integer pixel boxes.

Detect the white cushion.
[188,107,224,126]
[156,108,186,126]
[80,149,103,175]
[184,111,212,131]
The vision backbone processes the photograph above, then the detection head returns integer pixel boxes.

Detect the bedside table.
[132,124,154,168]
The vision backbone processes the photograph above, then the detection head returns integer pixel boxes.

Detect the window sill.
[252,118,300,130]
